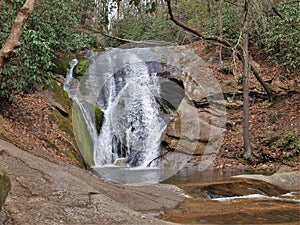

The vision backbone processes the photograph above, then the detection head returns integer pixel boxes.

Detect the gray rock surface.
[234,171,300,191]
[0,140,183,225]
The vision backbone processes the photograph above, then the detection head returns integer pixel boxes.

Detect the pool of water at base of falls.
[92,166,163,184]
[93,166,300,224]
[151,168,300,225]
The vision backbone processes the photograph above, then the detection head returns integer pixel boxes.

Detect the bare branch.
[223,0,243,7]
[165,0,232,48]
[100,31,172,46]
[165,0,274,102]
[0,0,37,74]
[267,0,284,20]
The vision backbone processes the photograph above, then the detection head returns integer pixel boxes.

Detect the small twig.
[267,0,284,20]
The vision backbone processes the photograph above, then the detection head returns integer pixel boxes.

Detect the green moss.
[50,80,72,111]
[52,56,72,75]
[0,128,12,143]
[76,59,90,76]
[65,149,87,169]
[161,56,167,67]
[94,105,104,134]
[48,80,90,168]
[0,172,10,211]
[94,48,105,52]
[49,110,74,138]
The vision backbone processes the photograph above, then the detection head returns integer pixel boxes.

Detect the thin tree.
[242,0,251,159]
[0,0,36,74]
[218,0,223,64]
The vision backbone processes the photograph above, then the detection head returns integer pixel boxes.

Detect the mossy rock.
[72,102,95,166]
[94,105,104,134]
[0,172,10,211]
[52,55,72,75]
[76,59,90,76]
[49,80,73,139]
[50,80,72,111]
[49,80,87,168]
[71,102,104,167]
[0,128,12,143]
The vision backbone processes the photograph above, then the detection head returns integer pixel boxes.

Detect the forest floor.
[0,41,299,173]
[188,41,299,172]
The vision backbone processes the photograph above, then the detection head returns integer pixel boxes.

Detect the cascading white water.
[64,46,225,183]
[64,52,168,168]
[94,61,167,167]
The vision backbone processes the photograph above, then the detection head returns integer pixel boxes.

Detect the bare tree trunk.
[207,0,211,15]
[0,0,36,74]
[242,0,251,159]
[0,1,3,8]
[218,0,223,64]
[117,0,121,21]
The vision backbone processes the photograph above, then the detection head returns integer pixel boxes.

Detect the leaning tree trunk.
[242,0,251,159]
[0,0,36,74]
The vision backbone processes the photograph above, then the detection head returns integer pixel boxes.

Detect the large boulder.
[0,171,10,211]
[234,171,300,191]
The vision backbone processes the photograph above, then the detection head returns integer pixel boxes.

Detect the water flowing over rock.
[64,46,226,183]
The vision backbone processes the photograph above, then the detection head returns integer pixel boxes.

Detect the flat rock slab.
[177,179,288,199]
[234,171,300,191]
[0,140,183,225]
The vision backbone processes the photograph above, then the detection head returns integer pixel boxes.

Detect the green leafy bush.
[0,0,99,103]
[271,130,300,159]
[263,1,300,71]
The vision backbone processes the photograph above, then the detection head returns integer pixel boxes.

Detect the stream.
[64,47,299,224]
[160,168,300,225]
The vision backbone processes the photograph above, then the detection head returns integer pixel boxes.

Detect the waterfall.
[64,46,226,183]
[65,50,169,168]
[64,59,78,93]
[94,61,167,167]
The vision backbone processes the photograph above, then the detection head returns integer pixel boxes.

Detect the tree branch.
[101,32,170,45]
[165,0,273,102]
[267,0,284,20]
[166,0,232,48]
[223,0,243,7]
[0,0,36,74]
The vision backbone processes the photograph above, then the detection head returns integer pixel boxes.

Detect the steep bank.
[187,41,300,171]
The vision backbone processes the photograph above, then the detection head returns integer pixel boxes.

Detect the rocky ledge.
[0,140,184,225]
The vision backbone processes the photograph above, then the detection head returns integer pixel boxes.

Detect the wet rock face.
[0,171,10,211]
[177,179,288,199]
[69,46,226,169]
